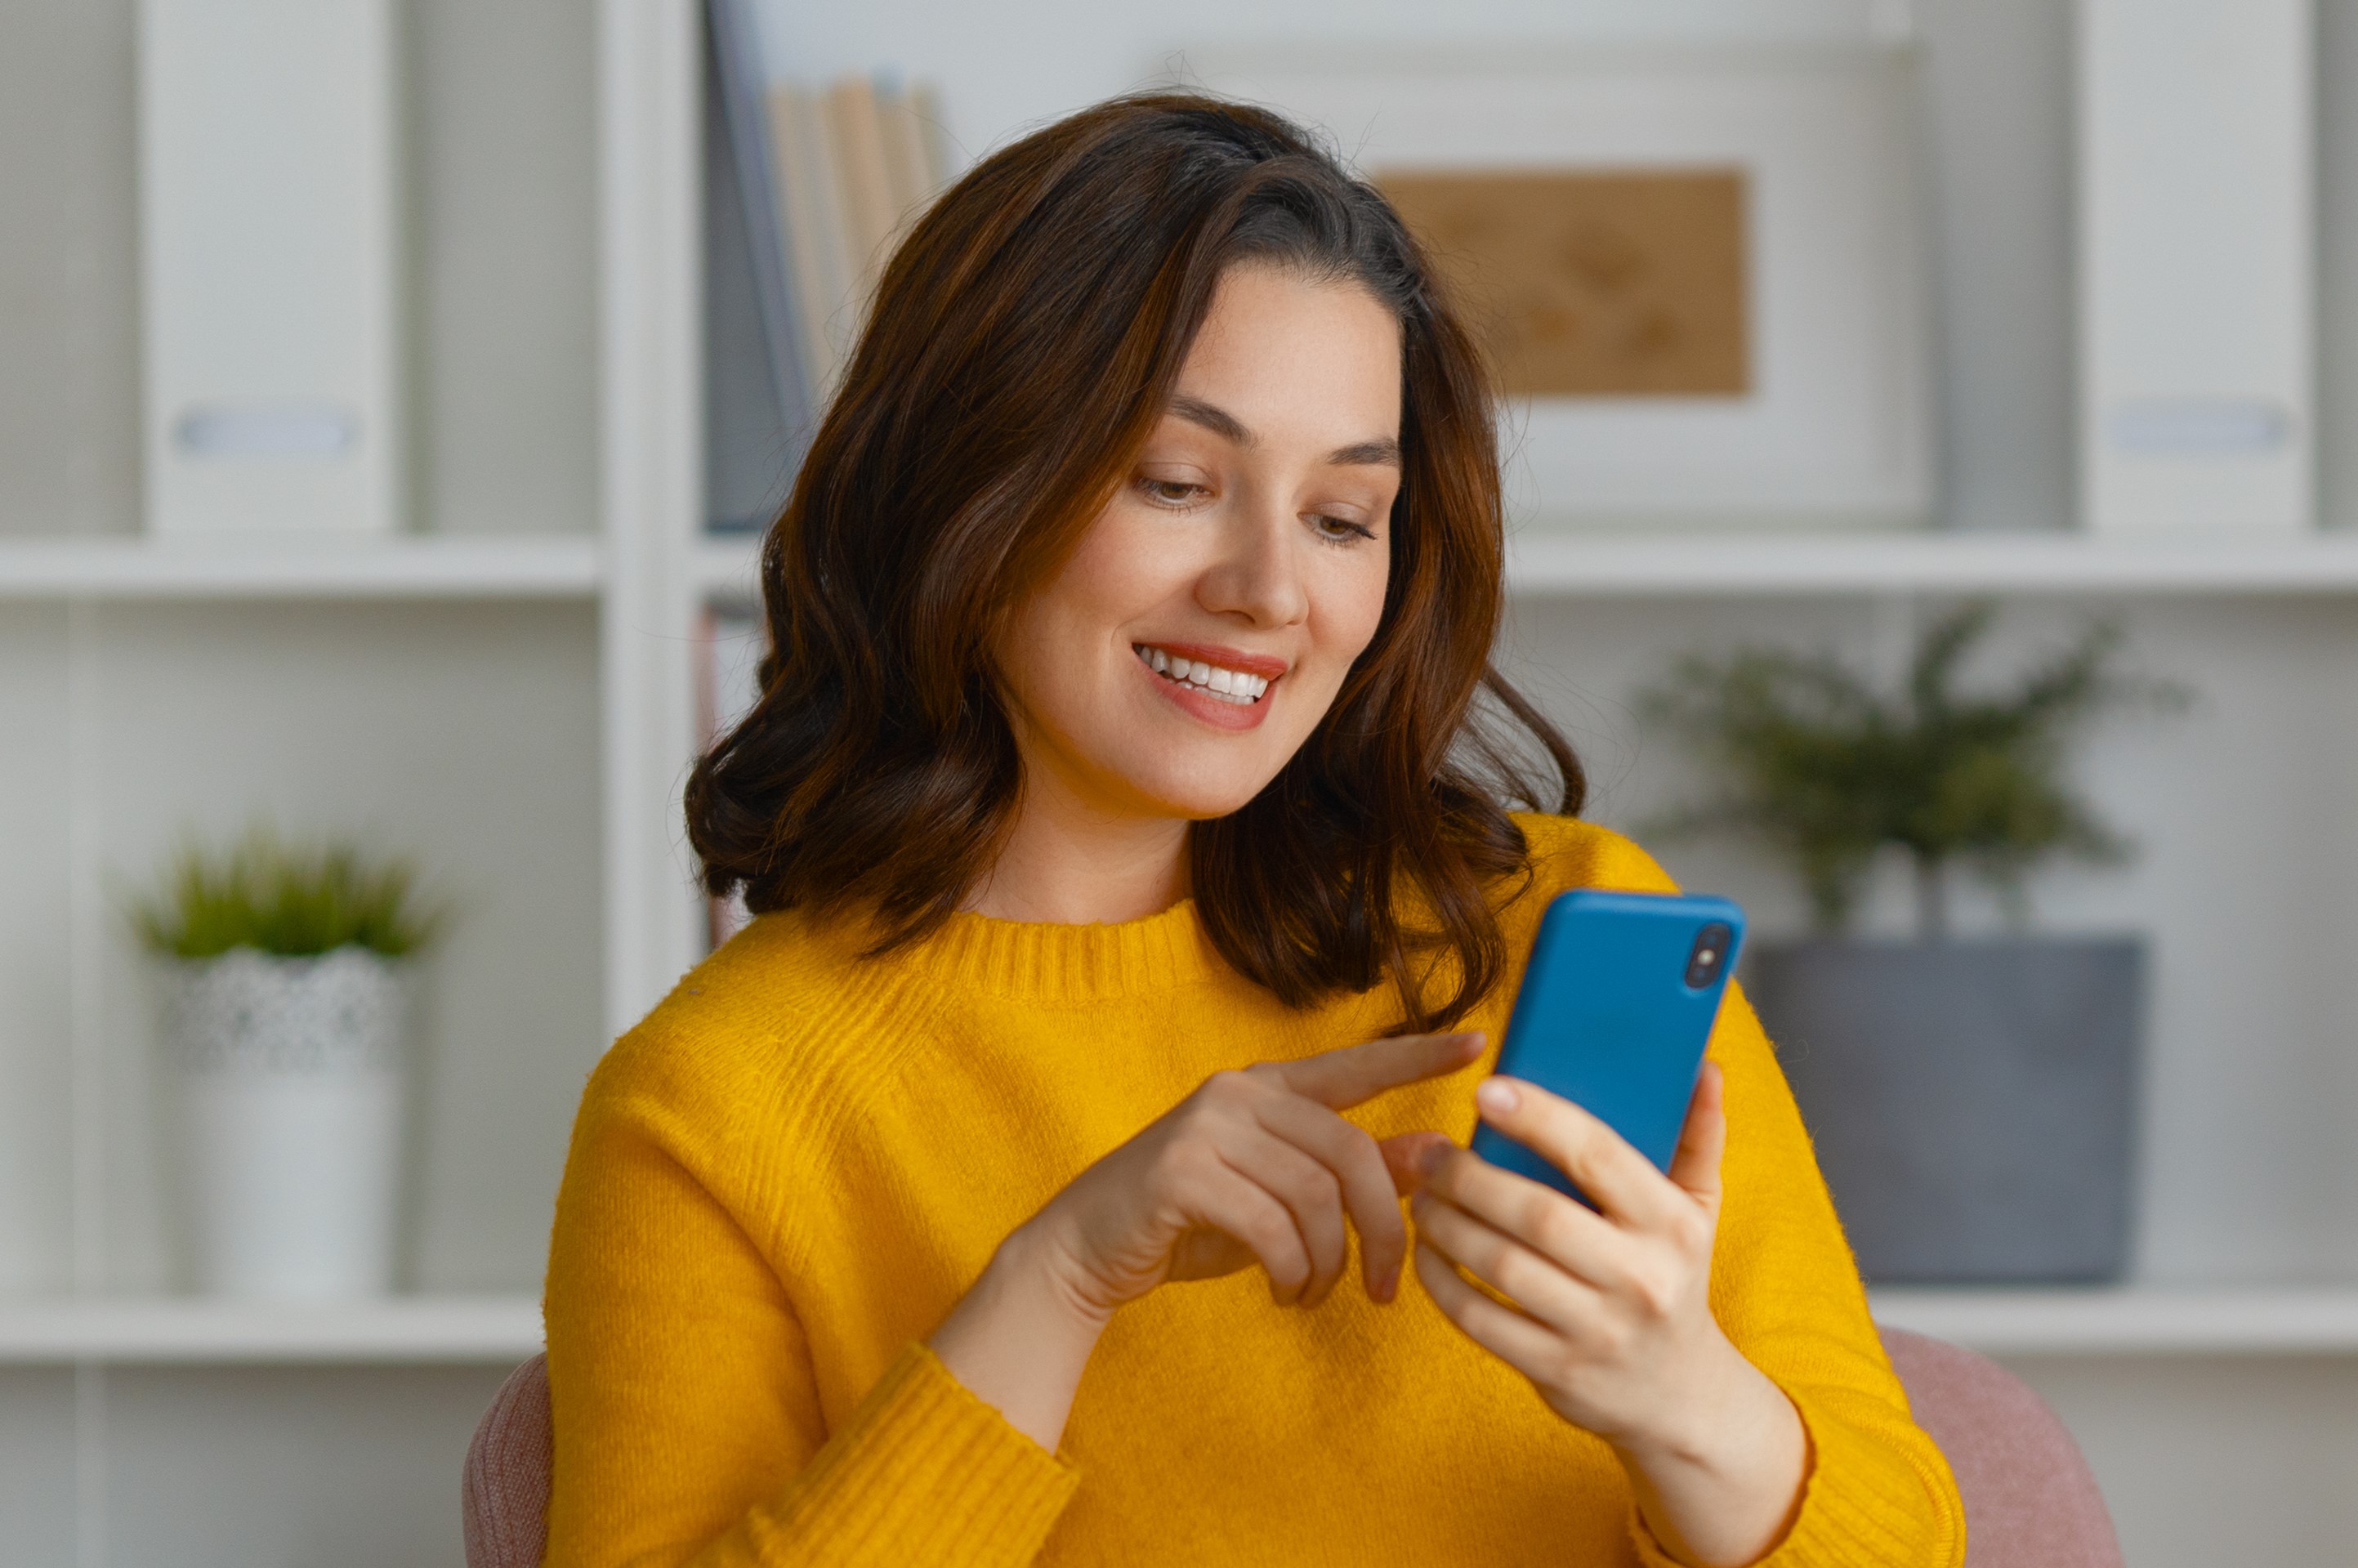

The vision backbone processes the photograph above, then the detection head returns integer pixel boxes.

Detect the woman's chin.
[1123,771,1279,824]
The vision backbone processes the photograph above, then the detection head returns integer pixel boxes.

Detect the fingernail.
[1476,1079,1519,1116]
[1415,1139,1448,1174]
[1374,1266,1398,1302]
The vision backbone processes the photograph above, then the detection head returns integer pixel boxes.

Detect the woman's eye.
[1311,512,1378,544]
[1138,477,1208,507]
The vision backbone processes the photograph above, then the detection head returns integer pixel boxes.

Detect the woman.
[544,95,1963,1567]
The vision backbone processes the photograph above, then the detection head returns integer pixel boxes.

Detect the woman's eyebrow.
[1327,437,1401,468]
[1168,395,1401,467]
[1170,394,1253,444]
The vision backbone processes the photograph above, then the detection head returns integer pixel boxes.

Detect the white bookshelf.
[0,2,685,1562]
[2,2,2356,1563]
[694,526,2358,601]
[0,534,604,601]
[1871,1286,2358,1356]
[7,0,2347,1366]
[9,1287,2358,1366]
[0,1294,543,1365]
[1503,528,2358,596]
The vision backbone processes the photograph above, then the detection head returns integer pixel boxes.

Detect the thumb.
[1379,1132,1454,1197]
[1667,1059,1728,1204]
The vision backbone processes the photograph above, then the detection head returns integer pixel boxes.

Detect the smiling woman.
[544,93,1963,1568]
[684,93,1566,1025]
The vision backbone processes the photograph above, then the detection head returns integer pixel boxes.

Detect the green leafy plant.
[1638,602,2186,937]
[129,827,450,960]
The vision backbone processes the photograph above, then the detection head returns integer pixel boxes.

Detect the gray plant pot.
[1747,937,2144,1285]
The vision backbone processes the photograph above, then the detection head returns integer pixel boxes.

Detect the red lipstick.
[1132,641,1289,680]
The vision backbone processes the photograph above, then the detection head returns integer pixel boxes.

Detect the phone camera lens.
[1684,922,1734,989]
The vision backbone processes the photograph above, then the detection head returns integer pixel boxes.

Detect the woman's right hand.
[928,1030,1485,1450]
[1029,1029,1487,1316]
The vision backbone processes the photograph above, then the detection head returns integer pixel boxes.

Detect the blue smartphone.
[1470,889,1745,1206]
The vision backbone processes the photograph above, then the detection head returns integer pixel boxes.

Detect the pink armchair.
[463,1327,2122,1566]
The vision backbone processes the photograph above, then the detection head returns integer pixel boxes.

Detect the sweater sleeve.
[1628,980,1967,1568]
[541,1043,1079,1568]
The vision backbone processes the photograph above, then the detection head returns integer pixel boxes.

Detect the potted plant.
[1640,603,2184,1284]
[131,829,447,1298]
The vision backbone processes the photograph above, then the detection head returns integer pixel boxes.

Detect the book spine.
[768,84,848,400]
[703,0,814,461]
[907,82,956,188]
[828,75,900,308]
[877,82,933,229]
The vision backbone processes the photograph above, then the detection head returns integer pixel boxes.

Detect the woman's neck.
[963,775,1191,926]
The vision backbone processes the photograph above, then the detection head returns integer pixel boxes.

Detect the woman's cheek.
[1326,556,1392,672]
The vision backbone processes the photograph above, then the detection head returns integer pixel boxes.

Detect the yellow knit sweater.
[543,817,1964,1566]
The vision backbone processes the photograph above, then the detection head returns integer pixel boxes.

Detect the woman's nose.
[1195,498,1310,628]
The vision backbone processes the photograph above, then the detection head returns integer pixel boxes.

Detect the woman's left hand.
[1403,1062,1807,1568]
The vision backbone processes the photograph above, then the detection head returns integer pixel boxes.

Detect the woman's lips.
[1132,643,1275,732]
[1141,641,1290,681]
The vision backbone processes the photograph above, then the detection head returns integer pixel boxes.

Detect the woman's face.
[996,263,1401,823]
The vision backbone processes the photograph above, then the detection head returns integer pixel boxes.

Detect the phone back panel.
[1469,889,1744,1203]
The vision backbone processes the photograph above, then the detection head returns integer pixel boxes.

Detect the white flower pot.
[162,947,411,1297]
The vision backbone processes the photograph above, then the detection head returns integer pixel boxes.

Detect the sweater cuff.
[1625,1389,1959,1568]
[744,1341,1079,1567]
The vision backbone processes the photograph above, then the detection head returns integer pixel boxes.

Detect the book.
[763,75,952,400]
[703,0,814,531]
[768,85,853,398]
[878,80,934,228]
[827,75,901,306]
[705,42,953,531]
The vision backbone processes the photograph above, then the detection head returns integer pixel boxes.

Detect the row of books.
[704,0,952,532]
[767,76,951,398]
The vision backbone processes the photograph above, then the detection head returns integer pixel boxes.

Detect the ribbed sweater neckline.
[891,896,1225,1003]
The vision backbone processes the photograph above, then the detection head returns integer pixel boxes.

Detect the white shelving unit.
[0,534,604,601]
[9,1287,2358,1366]
[2,2,2355,1562]
[1869,1287,2358,1356]
[0,2,691,1562]
[1502,529,2358,595]
[695,525,2358,601]
[0,1294,546,1366]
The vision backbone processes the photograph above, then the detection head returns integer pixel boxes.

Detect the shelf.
[0,534,604,601]
[1507,529,2358,596]
[0,1293,543,1365]
[7,1286,2351,1365]
[691,527,2358,601]
[690,533,764,599]
[1869,1285,2358,1355]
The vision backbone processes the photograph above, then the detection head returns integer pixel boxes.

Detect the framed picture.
[1183,42,1935,531]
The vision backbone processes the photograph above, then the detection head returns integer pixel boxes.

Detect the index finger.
[1268,1030,1485,1110]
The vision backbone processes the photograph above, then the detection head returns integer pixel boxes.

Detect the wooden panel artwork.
[1378,168,1750,398]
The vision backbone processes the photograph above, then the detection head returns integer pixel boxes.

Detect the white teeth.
[1132,644,1274,704]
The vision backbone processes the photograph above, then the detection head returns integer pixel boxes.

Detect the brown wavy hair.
[686,92,1583,1030]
